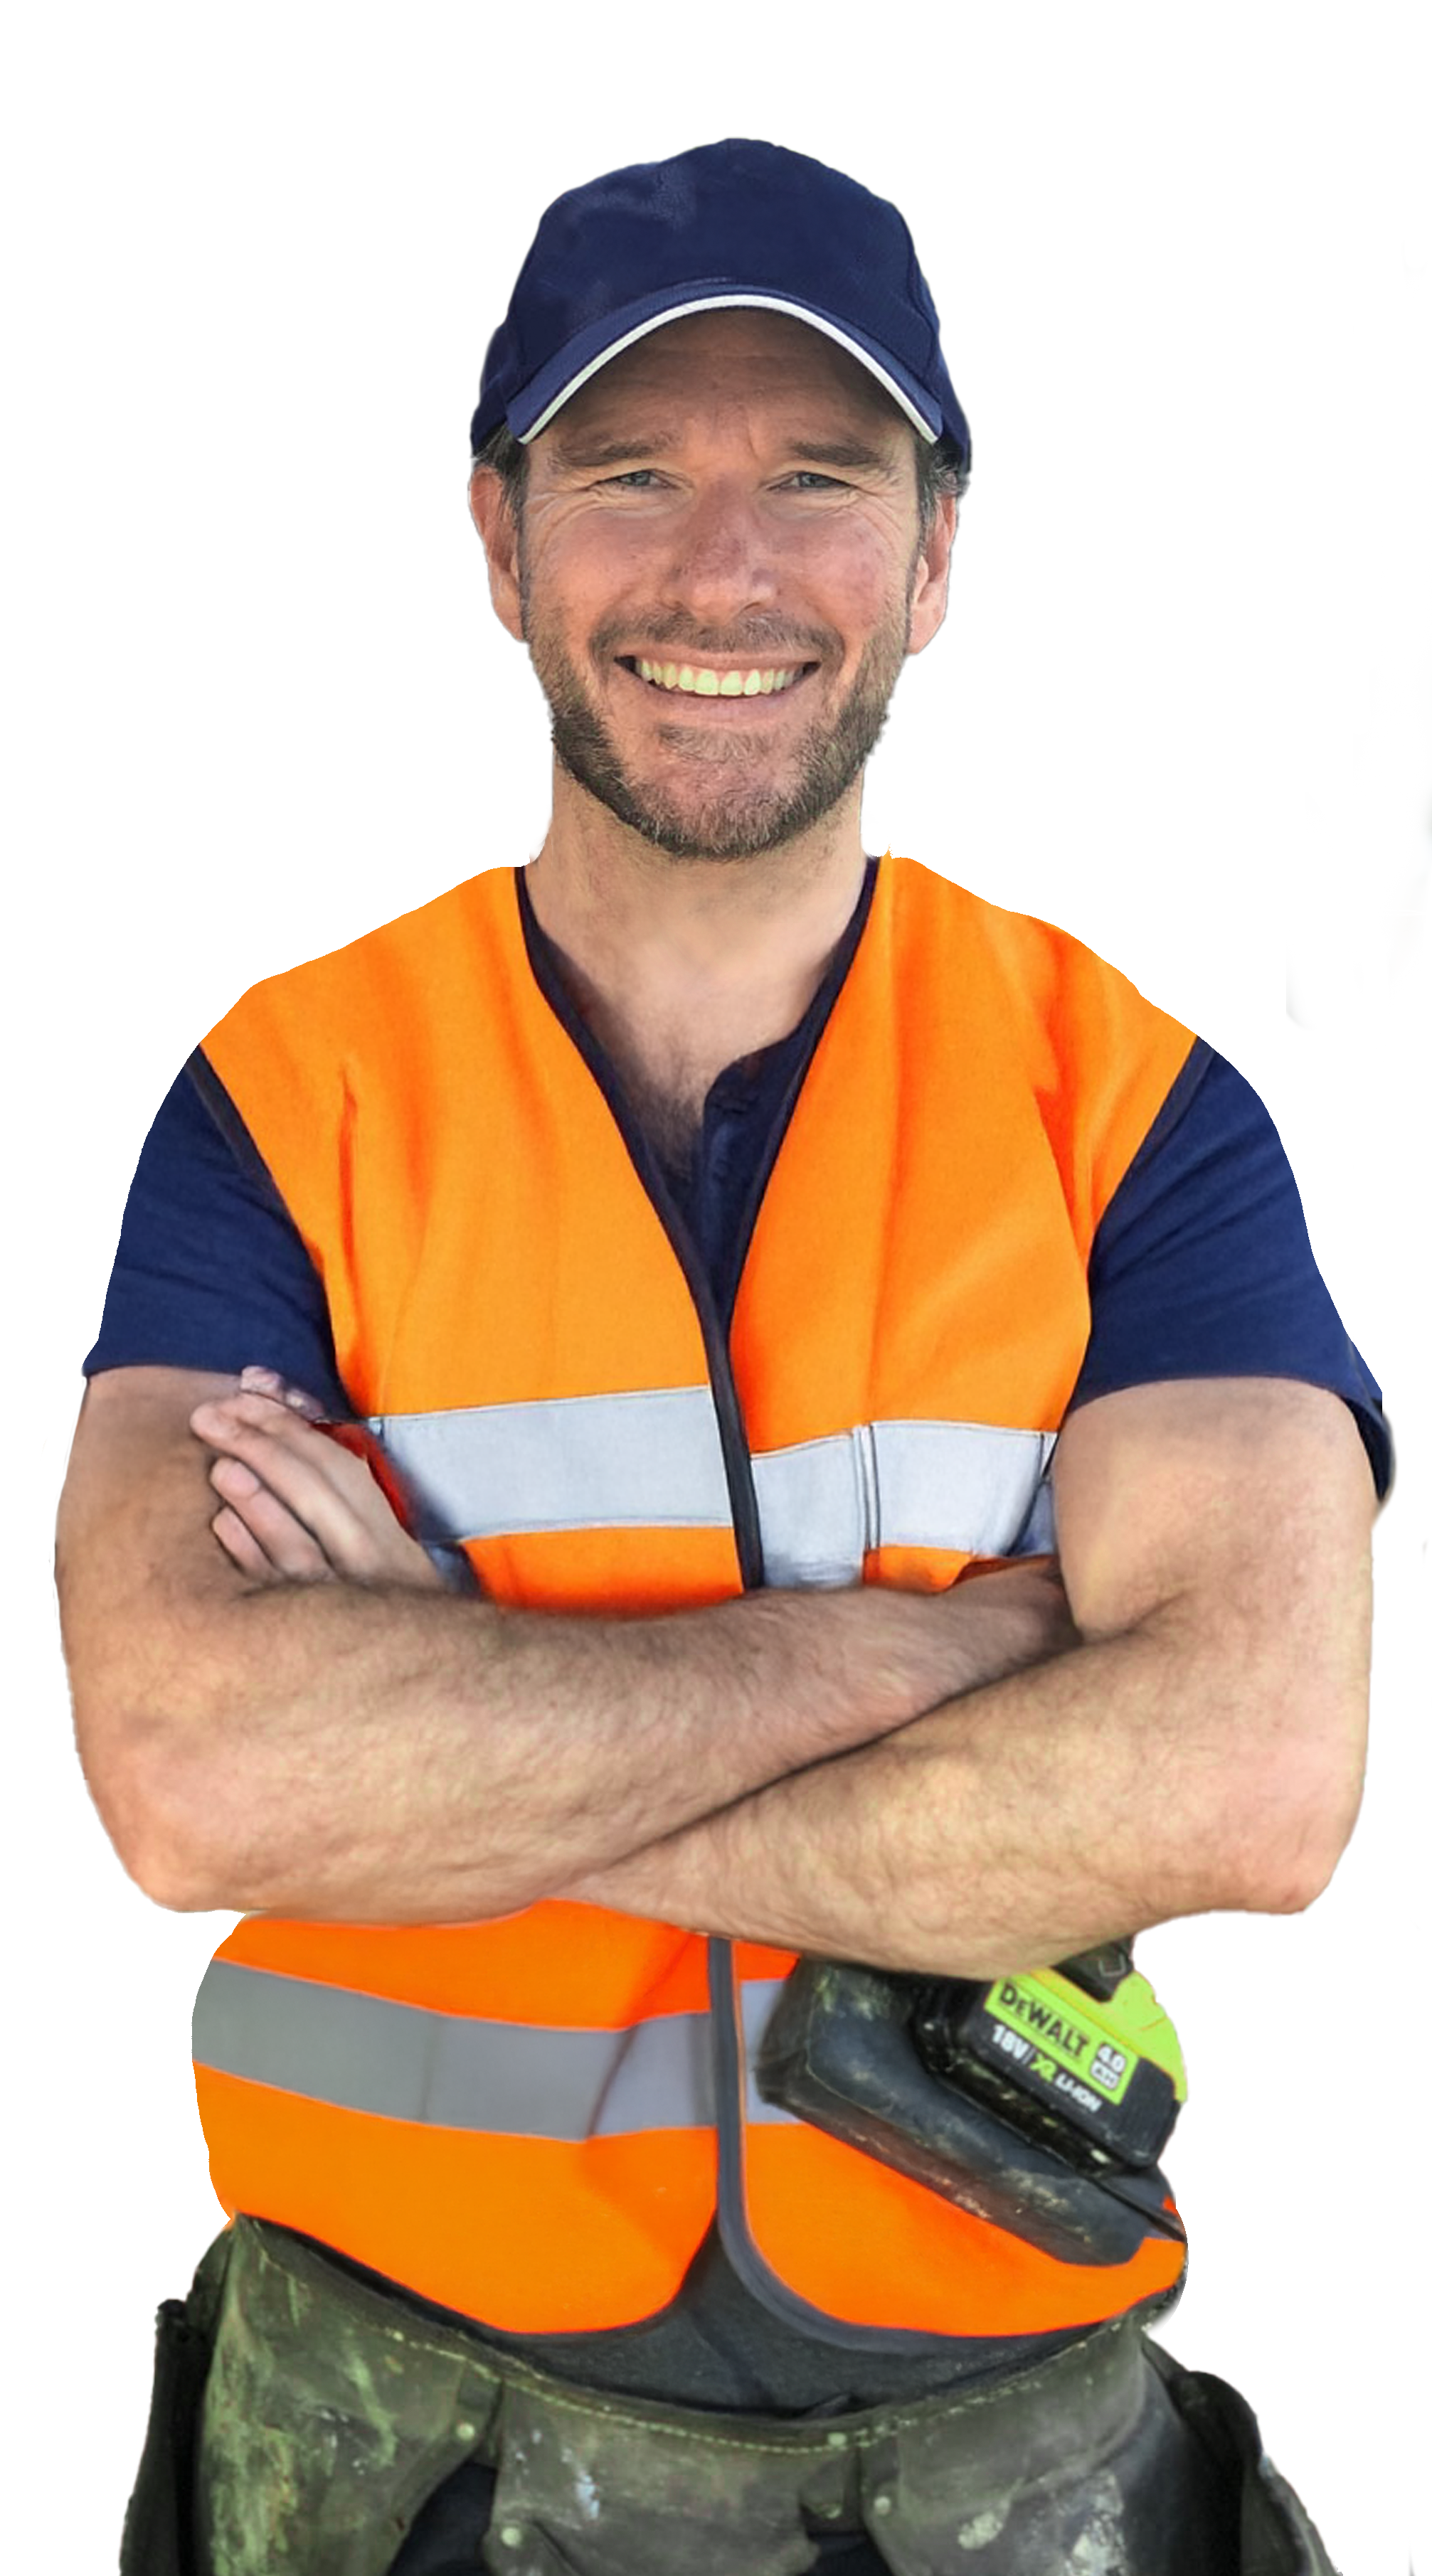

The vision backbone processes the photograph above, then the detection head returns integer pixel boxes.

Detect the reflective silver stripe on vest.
[373,1388,731,1543]
[370,1394,1057,1578]
[1013,1473,1056,1558]
[753,1421,1056,1585]
[741,1977,800,2127]
[193,1960,716,2139]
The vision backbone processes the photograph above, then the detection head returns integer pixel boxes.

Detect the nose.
[656,479,779,631]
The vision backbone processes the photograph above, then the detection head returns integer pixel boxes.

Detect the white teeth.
[633,659,802,697]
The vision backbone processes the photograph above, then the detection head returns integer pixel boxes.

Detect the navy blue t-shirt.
[85,898,1391,1499]
[81,875,1391,2412]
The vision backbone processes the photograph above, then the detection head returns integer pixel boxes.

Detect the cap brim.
[506,289,944,448]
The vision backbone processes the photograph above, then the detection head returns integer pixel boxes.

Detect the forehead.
[537,308,913,461]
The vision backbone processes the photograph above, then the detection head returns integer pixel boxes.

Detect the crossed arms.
[56,1364,1375,1974]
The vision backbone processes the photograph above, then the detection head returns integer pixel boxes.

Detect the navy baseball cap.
[470,139,970,474]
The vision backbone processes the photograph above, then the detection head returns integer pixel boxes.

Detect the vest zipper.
[519,866,949,2349]
[706,1941,970,2352]
[853,1418,880,1557]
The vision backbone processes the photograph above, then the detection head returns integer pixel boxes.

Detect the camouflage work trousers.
[123,2215,1339,2575]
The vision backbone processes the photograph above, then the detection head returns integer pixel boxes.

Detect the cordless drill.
[756,1942,1187,2267]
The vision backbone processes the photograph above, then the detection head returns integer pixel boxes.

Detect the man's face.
[477,312,953,863]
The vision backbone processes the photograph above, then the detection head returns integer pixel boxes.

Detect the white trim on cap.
[519,294,940,445]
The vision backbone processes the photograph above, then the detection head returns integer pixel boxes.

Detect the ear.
[906,492,958,658]
[468,465,526,643]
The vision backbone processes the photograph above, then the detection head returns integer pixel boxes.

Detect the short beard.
[520,563,916,864]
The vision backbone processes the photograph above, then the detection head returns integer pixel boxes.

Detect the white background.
[8,25,1421,2576]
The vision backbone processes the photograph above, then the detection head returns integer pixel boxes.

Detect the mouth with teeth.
[619,656,815,700]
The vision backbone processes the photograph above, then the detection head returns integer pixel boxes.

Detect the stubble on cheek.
[516,547,918,863]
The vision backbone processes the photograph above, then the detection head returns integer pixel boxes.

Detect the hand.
[191,1368,445,1592]
[866,1555,1079,1723]
[232,1363,329,1420]
[943,1555,1081,1673]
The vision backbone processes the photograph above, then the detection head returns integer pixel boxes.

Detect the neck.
[524,768,871,1127]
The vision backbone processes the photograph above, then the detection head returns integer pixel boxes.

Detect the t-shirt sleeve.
[1068,1040,1392,1497]
[83,1052,351,1418]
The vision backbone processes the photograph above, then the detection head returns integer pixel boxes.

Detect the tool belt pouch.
[120,2232,231,2576]
[193,2218,504,2576]
[140,2215,1339,2576]
[1147,2343,1340,2575]
[481,2377,864,2576]
[479,2315,1190,2576]
[477,2314,1282,2576]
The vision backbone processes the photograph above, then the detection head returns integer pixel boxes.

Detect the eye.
[592,467,851,495]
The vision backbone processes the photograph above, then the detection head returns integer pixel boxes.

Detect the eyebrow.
[548,430,904,478]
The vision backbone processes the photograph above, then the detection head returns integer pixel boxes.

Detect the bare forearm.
[573,1544,1373,1973]
[101,1576,963,1920]
[65,1540,924,1920]
[58,1370,1086,1937]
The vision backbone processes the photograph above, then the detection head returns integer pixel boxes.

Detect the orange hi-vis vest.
[192,854,1197,2351]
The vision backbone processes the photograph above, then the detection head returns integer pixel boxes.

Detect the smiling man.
[501,309,933,871]
[58,141,1387,2575]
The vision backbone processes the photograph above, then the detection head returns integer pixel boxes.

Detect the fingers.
[209,1452,336,1581]
[191,1388,350,1449]
[191,1385,442,1591]
[193,1394,388,1570]
[197,1378,450,1598]
[193,1390,362,1480]
[211,1502,278,1580]
[238,1365,328,1421]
